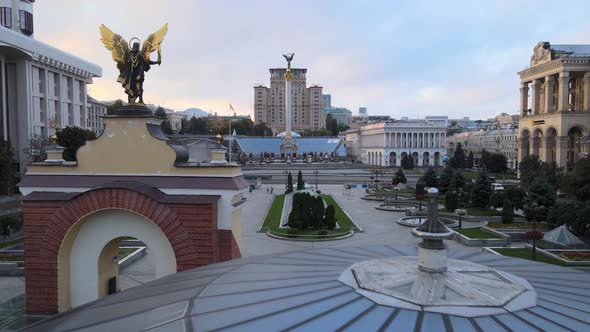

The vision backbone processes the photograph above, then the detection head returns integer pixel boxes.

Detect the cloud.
[33,0,590,120]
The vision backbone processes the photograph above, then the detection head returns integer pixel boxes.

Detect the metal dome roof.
[23,245,590,331]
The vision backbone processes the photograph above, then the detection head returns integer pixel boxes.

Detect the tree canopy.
[0,139,16,195]
[56,126,97,161]
[450,143,465,169]
[393,169,407,185]
[470,171,492,208]
[486,153,508,173]
[422,167,438,188]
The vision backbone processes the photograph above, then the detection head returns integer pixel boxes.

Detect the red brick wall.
[23,188,239,314]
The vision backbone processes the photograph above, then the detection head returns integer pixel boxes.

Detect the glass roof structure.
[236,137,345,156]
[23,245,590,331]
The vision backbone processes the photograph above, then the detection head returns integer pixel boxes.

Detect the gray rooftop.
[552,44,590,57]
[23,245,590,331]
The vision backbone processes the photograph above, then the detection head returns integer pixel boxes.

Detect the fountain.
[338,187,536,317]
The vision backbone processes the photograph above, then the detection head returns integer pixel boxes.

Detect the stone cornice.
[519,57,590,81]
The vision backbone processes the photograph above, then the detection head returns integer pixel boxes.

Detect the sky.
[35,0,590,119]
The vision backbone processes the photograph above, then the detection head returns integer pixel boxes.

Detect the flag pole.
[229,104,232,164]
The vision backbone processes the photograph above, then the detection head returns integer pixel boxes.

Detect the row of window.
[0,7,33,36]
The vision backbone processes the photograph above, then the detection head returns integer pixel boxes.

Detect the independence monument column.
[281,53,297,163]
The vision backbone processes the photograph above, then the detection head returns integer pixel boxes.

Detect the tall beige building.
[254,68,323,135]
[518,42,590,171]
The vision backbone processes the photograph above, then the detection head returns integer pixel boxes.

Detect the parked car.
[491,183,504,192]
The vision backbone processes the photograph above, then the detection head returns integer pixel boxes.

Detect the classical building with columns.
[448,128,519,169]
[518,42,590,170]
[346,119,447,167]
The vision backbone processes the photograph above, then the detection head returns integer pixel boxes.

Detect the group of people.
[266,185,274,194]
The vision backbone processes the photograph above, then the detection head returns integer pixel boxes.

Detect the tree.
[0,215,21,243]
[415,180,426,210]
[307,128,333,136]
[574,207,590,238]
[504,187,526,210]
[571,158,590,201]
[480,149,490,169]
[288,193,306,230]
[106,99,124,115]
[401,154,412,170]
[56,126,97,161]
[161,120,173,135]
[325,205,337,230]
[450,143,465,169]
[450,170,465,192]
[523,177,557,223]
[439,166,454,193]
[465,151,474,169]
[502,199,513,224]
[486,153,508,173]
[470,172,492,208]
[518,155,544,189]
[286,172,294,193]
[422,167,438,188]
[297,170,304,190]
[0,139,16,195]
[393,169,407,185]
[311,196,325,229]
[444,192,459,212]
[489,192,504,208]
[154,106,167,118]
[325,114,339,136]
[546,201,579,228]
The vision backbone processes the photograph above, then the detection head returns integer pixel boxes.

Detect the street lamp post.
[457,189,464,229]
[313,170,319,189]
[394,186,399,201]
[282,170,289,190]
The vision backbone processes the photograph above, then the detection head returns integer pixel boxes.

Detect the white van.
[491,183,504,192]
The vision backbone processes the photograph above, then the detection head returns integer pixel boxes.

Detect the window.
[19,10,33,36]
[0,7,11,28]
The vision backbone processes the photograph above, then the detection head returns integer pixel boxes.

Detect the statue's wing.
[99,24,128,64]
[141,24,168,61]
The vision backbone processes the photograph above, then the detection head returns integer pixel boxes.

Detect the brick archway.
[37,187,194,268]
[23,182,237,314]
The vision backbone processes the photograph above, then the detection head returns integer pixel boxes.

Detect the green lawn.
[260,194,285,232]
[487,222,553,230]
[494,248,575,266]
[0,237,23,249]
[261,194,356,239]
[321,195,358,231]
[440,208,501,216]
[457,228,500,239]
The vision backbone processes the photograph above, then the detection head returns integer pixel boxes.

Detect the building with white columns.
[518,42,590,170]
[346,119,447,167]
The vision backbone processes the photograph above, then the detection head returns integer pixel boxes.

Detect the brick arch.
[38,187,195,270]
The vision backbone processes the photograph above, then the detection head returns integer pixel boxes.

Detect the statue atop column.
[99,24,168,104]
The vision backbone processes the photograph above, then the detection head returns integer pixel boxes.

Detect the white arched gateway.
[68,209,176,308]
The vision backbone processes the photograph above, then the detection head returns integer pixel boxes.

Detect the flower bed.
[375,202,424,212]
[487,222,552,230]
[396,217,458,228]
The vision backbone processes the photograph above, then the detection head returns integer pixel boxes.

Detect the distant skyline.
[36,0,590,119]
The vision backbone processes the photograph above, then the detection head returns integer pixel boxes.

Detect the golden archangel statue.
[99,24,168,104]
